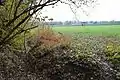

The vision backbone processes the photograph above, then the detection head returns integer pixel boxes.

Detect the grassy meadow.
[52,25,120,37]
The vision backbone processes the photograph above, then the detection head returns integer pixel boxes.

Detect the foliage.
[104,41,120,80]
[0,31,119,80]
[70,33,120,80]
[0,41,116,80]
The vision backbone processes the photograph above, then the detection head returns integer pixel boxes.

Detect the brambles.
[0,30,119,79]
[70,33,120,80]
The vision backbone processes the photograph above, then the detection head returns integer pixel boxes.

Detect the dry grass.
[35,26,71,48]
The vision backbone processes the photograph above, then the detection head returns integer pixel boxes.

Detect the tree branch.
[0,6,43,45]
[5,0,56,27]
[14,0,22,18]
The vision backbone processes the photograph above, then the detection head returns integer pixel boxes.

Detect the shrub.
[34,26,71,49]
[0,45,116,80]
[0,28,117,80]
[104,42,120,80]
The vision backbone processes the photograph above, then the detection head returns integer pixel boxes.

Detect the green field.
[52,25,120,36]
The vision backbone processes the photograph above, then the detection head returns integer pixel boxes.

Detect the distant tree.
[48,18,53,21]
[81,22,87,26]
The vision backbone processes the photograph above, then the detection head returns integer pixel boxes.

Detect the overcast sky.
[41,0,120,21]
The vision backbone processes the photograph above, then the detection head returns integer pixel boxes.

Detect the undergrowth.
[0,26,119,80]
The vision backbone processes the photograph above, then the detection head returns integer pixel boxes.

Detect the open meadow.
[52,25,120,37]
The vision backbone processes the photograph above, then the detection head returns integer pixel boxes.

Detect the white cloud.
[41,0,120,21]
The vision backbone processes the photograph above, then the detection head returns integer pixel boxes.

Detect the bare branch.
[0,6,43,45]
[5,0,59,27]
[14,0,23,17]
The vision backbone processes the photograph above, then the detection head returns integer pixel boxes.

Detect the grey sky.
[41,0,120,21]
